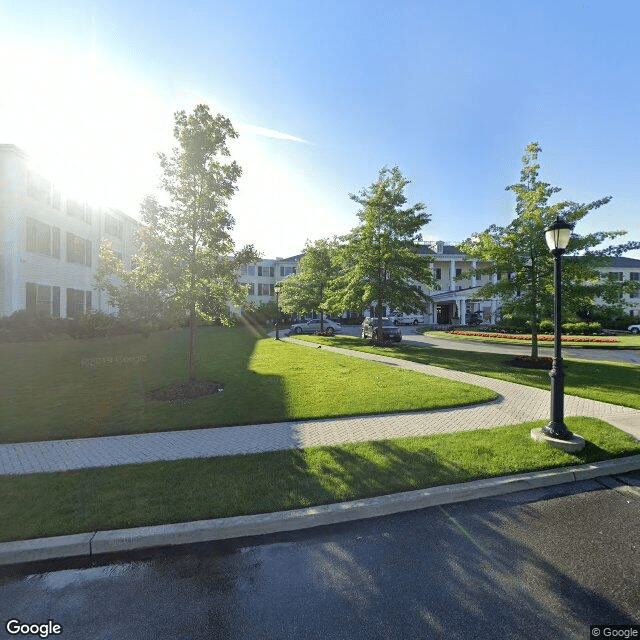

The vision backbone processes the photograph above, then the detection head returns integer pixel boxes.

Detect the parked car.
[391,312,424,326]
[289,318,342,335]
[465,311,483,326]
[361,317,402,342]
[629,324,640,335]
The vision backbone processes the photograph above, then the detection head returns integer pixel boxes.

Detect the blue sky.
[2,0,639,258]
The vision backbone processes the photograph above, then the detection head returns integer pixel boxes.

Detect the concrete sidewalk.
[1,337,639,476]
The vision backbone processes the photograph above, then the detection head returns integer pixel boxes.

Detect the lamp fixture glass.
[274,284,281,294]
[545,216,572,252]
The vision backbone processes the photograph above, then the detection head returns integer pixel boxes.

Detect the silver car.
[361,317,402,342]
[289,318,342,335]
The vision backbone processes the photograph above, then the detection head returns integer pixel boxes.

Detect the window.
[246,283,255,295]
[280,266,296,277]
[66,233,92,266]
[26,283,60,316]
[26,283,50,314]
[631,273,640,299]
[105,213,123,238]
[435,268,441,280]
[247,265,256,276]
[66,199,92,223]
[456,268,462,278]
[27,172,51,203]
[26,218,61,259]
[52,287,60,317]
[66,288,86,318]
[52,228,60,258]
[258,266,274,277]
[257,283,274,296]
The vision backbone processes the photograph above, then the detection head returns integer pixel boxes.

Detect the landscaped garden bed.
[448,330,618,344]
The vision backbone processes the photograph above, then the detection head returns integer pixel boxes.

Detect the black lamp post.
[542,216,573,440]
[274,283,281,340]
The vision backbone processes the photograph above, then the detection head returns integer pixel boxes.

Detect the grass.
[0,326,496,444]
[421,329,640,349]
[0,417,637,543]
[296,334,640,409]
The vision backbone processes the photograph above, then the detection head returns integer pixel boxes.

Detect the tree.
[459,142,640,358]
[328,166,434,342]
[97,105,258,380]
[278,238,340,330]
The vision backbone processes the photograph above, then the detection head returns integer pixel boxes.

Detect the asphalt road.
[2,472,639,640]
[339,325,640,364]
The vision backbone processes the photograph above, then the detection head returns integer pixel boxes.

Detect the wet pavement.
[2,472,639,640]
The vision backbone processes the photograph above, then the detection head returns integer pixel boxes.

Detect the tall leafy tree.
[278,238,340,330]
[459,142,640,358]
[328,166,434,342]
[97,105,257,380]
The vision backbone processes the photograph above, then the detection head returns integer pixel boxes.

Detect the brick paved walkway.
[1,338,638,476]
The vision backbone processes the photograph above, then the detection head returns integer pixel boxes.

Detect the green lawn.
[296,334,640,409]
[421,329,640,349]
[1,417,637,543]
[0,327,496,444]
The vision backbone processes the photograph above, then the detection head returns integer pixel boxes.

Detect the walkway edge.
[2,454,640,567]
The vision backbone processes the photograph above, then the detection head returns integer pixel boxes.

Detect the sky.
[1,0,639,259]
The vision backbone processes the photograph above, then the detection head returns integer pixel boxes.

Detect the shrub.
[0,310,161,343]
[539,319,554,334]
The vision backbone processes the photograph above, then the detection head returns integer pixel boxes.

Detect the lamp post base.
[531,428,586,453]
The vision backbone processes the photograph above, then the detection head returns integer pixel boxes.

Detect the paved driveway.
[339,325,640,364]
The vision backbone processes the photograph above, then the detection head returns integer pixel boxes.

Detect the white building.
[235,240,640,323]
[0,144,138,318]
[237,255,302,306]
[3,143,638,323]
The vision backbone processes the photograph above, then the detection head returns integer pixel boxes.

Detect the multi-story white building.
[595,257,640,315]
[4,143,638,323]
[0,144,138,318]
[237,255,302,306]
[236,240,640,323]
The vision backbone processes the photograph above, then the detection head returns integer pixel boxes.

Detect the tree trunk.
[530,313,539,359]
[188,307,197,381]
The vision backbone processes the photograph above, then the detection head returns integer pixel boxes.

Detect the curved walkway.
[1,338,638,476]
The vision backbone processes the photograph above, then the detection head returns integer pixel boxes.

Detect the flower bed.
[449,330,618,344]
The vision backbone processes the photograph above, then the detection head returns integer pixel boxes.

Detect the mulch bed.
[146,381,224,402]
[506,356,553,370]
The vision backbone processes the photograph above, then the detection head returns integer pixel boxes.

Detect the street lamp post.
[542,216,573,440]
[274,284,281,340]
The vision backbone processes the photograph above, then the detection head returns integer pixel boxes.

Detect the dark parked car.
[361,317,402,342]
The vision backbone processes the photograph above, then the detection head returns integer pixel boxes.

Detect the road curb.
[2,455,640,566]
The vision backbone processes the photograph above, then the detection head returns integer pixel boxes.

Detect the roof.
[609,256,640,268]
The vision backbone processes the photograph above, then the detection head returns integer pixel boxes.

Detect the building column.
[449,259,457,291]
[471,260,477,288]
[491,298,499,324]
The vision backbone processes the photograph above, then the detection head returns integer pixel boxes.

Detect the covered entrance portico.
[428,288,500,326]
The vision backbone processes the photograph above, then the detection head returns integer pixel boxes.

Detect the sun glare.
[0,43,169,215]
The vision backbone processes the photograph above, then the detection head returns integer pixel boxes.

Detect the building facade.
[3,143,638,323]
[236,240,640,323]
[0,144,138,318]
